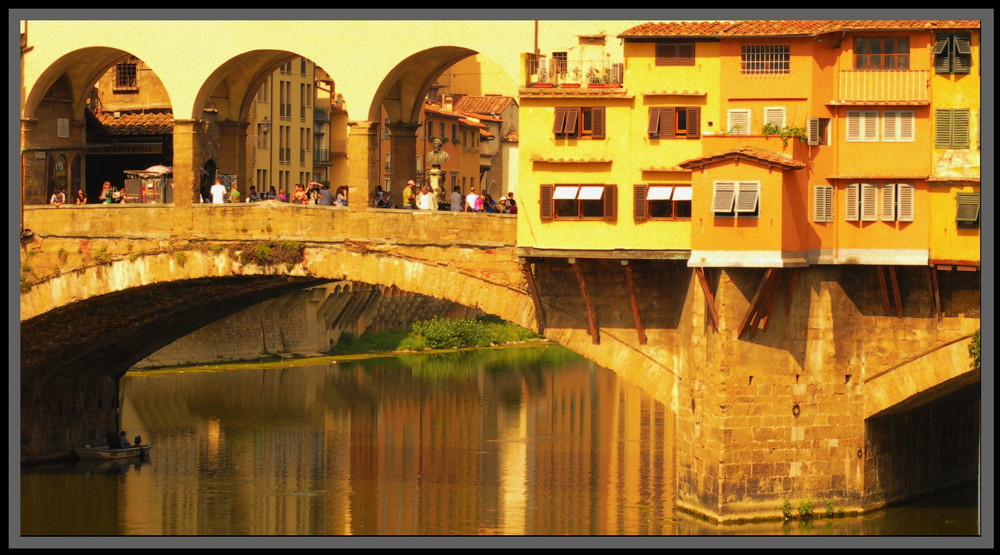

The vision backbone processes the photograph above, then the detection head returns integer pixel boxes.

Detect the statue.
[426,138,450,202]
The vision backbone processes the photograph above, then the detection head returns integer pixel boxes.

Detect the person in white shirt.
[210,178,227,204]
[465,187,481,212]
[416,184,437,210]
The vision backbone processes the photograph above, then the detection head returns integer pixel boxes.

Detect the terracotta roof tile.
[95,108,173,135]
[619,20,980,38]
[531,157,613,163]
[679,147,806,170]
[454,95,514,116]
[827,174,929,180]
[503,131,518,142]
[643,90,707,97]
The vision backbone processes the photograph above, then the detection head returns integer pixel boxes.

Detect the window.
[257,77,270,102]
[956,193,980,227]
[935,109,970,148]
[808,118,831,145]
[740,44,790,74]
[813,185,834,222]
[854,37,909,69]
[879,183,914,222]
[764,107,786,129]
[551,52,568,77]
[634,184,692,221]
[727,109,751,135]
[882,110,915,142]
[113,57,139,92]
[452,124,458,141]
[846,110,879,142]
[844,183,880,222]
[933,33,972,74]
[711,181,759,217]
[554,107,606,139]
[648,107,700,139]
[655,42,695,66]
[539,184,617,221]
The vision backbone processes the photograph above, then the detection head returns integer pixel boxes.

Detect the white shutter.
[764,106,786,128]
[727,109,751,135]
[861,183,878,221]
[897,184,914,222]
[880,183,897,221]
[711,181,736,212]
[846,111,861,142]
[735,182,760,213]
[883,111,899,141]
[845,184,859,221]
[813,185,833,222]
[808,118,821,145]
[898,110,914,141]
[862,110,878,142]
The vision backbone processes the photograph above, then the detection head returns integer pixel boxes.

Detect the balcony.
[527,57,623,88]
[329,139,347,154]
[836,70,930,105]
[314,149,331,166]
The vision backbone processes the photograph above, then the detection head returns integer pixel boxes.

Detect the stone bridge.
[18,205,980,523]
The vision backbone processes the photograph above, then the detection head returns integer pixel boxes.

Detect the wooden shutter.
[808,118,821,145]
[735,182,760,213]
[603,185,617,221]
[813,185,833,222]
[956,193,981,222]
[860,183,878,221]
[553,108,567,134]
[862,110,878,141]
[655,43,673,66]
[953,36,972,73]
[564,108,580,135]
[880,183,897,221]
[847,111,861,141]
[951,109,970,147]
[648,108,662,136]
[686,107,700,139]
[896,184,914,222]
[899,110,914,141]
[591,106,606,139]
[656,42,694,66]
[933,37,951,73]
[634,184,648,221]
[845,183,860,221]
[883,111,899,141]
[540,184,553,221]
[711,182,736,213]
[662,107,676,138]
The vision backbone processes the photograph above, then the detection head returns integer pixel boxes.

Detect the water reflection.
[20,345,979,537]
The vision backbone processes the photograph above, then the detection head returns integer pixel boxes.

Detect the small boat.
[75,444,152,460]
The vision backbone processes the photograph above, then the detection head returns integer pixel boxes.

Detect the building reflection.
[116,348,675,535]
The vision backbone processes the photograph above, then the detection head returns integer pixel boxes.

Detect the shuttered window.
[554,106,604,139]
[882,110,915,142]
[933,33,972,74]
[649,107,700,139]
[880,183,897,221]
[727,109,751,135]
[956,192,980,226]
[847,110,879,142]
[634,184,692,221]
[935,109,970,148]
[813,185,834,222]
[845,184,860,222]
[713,181,759,217]
[764,107,786,129]
[896,184,914,222]
[860,183,879,221]
[655,42,695,66]
[808,118,831,146]
[542,184,617,220]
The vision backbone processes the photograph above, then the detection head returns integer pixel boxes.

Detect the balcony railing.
[838,70,929,103]
[314,149,331,165]
[527,57,623,87]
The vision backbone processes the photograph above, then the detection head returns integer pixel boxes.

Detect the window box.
[530,82,555,88]
[587,82,620,88]
[560,83,581,88]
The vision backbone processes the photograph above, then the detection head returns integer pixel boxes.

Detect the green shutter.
[935,109,953,148]
[952,109,970,147]
[956,193,980,222]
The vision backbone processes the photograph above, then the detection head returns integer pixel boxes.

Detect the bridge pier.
[21,375,120,463]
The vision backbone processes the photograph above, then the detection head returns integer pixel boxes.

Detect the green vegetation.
[329,315,543,356]
[174,251,188,267]
[969,329,980,371]
[782,499,792,519]
[824,499,835,518]
[93,246,112,265]
[798,499,814,519]
[762,123,809,147]
[231,240,304,267]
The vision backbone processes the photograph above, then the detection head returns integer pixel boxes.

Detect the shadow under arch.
[369,46,479,124]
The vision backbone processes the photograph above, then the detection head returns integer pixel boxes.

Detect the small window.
[634,184,692,221]
[956,193,980,228]
[935,109,970,148]
[650,107,700,139]
[655,42,695,66]
[741,44,790,74]
[764,106,786,129]
[727,109,751,135]
[934,33,972,74]
[712,181,759,217]
[878,183,913,222]
[855,37,910,69]
[813,185,834,222]
[808,118,831,146]
[540,184,617,221]
[113,57,140,92]
[846,110,879,142]
[555,107,606,139]
[882,110,915,142]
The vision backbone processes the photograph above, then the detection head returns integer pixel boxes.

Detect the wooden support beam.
[622,261,647,345]
[738,268,775,339]
[520,261,546,333]
[784,268,799,316]
[694,268,719,332]
[888,265,903,319]
[757,269,784,335]
[877,265,891,314]
[929,265,942,321]
[570,260,600,344]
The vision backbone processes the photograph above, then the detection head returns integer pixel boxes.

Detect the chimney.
[443,95,454,112]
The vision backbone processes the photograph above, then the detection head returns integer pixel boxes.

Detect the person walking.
[210,178,227,204]
[402,180,416,209]
[450,186,463,211]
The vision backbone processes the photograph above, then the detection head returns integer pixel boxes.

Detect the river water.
[19,344,980,543]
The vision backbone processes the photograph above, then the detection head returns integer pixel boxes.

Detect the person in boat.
[134,435,142,447]
[119,431,131,448]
